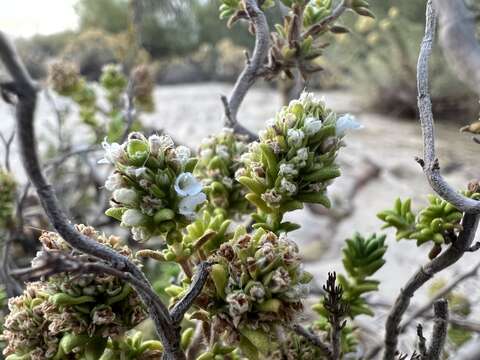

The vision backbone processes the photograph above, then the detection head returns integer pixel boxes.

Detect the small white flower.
[304,116,323,136]
[179,192,207,219]
[216,145,230,159]
[299,91,315,105]
[234,168,247,179]
[134,167,148,178]
[104,173,124,191]
[296,147,308,161]
[148,134,174,155]
[131,226,151,242]
[278,163,298,177]
[287,129,305,148]
[113,188,138,206]
[99,138,126,164]
[280,178,297,195]
[121,209,146,227]
[199,148,213,159]
[284,113,297,127]
[222,176,233,189]
[266,118,276,127]
[174,172,203,197]
[336,114,362,136]
[174,145,191,165]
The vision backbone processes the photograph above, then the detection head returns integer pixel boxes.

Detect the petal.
[179,192,206,219]
[174,172,203,196]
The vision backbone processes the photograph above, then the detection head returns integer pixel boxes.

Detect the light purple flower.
[174,172,203,197]
[179,192,207,219]
[336,114,362,136]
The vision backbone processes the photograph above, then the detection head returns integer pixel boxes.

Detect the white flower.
[266,118,276,127]
[304,116,323,136]
[280,178,297,195]
[131,226,151,242]
[99,138,126,164]
[278,163,298,177]
[296,148,308,161]
[104,173,124,191]
[174,172,203,197]
[148,134,174,155]
[336,114,362,136]
[174,145,191,165]
[287,129,305,148]
[199,148,213,159]
[179,192,207,219]
[234,168,247,179]
[113,188,138,206]
[216,145,230,159]
[134,167,148,178]
[121,209,146,227]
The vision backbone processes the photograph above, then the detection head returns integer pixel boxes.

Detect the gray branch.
[426,299,448,360]
[170,261,212,324]
[223,0,269,140]
[416,0,480,214]
[292,324,333,359]
[383,212,479,360]
[402,261,480,332]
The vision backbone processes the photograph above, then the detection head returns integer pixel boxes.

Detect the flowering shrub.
[2,1,478,359]
[2,225,146,360]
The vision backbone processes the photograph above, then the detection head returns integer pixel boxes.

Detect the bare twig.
[416,0,480,214]
[382,213,479,360]
[170,261,212,324]
[0,130,15,171]
[426,299,448,360]
[120,78,136,143]
[416,324,427,358]
[402,261,480,332]
[292,324,333,358]
[382,2,480,357]
[223,0,269,140]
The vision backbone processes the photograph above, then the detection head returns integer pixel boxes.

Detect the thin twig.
[120,78,136,143]
[416,324,427,358]
[292,324,333,358]
[402,261,480,332]
[382,2,480,357]
[382,213,479,360]
[0,130,15,171]
[426,299,448,360]
[170,261,212,324]
[416,0,480,214]
[223,0,269,140]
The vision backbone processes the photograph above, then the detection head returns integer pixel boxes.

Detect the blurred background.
[2,0,478,118]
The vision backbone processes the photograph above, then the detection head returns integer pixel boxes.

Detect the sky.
[0,0,78,38]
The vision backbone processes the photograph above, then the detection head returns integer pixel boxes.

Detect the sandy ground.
[1,82,479,353]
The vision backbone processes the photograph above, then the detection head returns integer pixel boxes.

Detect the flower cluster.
[102,133,206,243]
[1,225,146,360]
[194,128,251,217]
[201,227,312,358]
[378,183,480,258]
[130,65,155,113]
[100,64,128,106]
[238,92,360,232]
[0,169,16,229]
[48,59,97,127]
